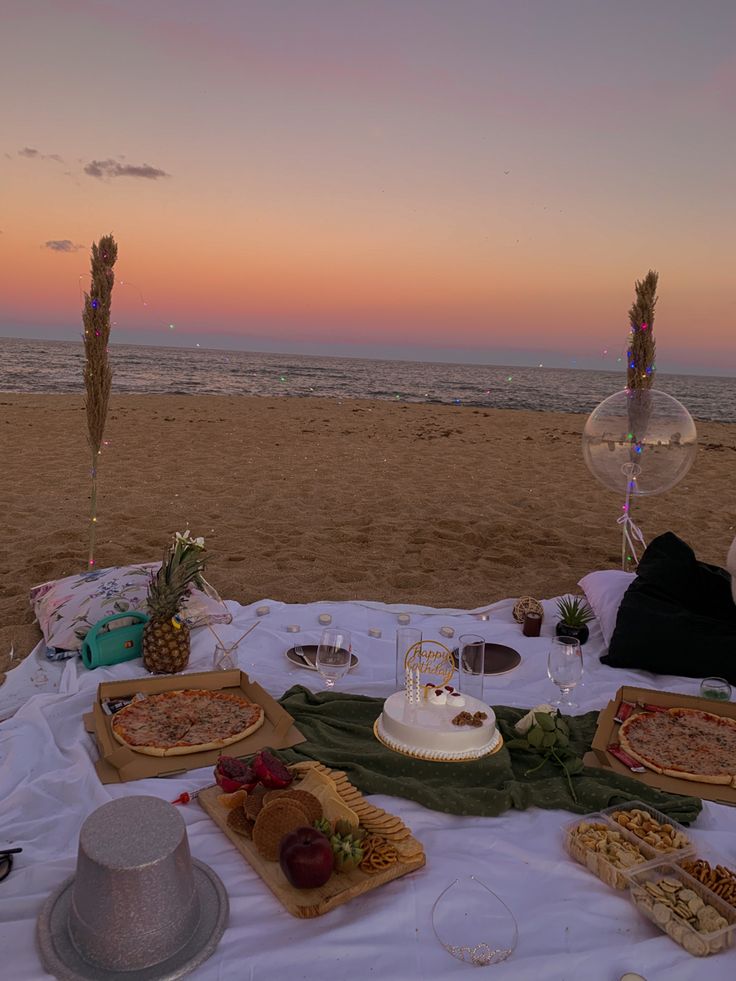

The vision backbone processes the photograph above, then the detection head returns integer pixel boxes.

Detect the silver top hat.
[37,796,228,981]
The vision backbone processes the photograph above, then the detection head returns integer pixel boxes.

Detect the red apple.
[214,756,259,794]
[279,827,334,889]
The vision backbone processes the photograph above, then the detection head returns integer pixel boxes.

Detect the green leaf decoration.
[556,718,569,736]
[528,726,545,748]
[542,732,557,748]
[556,732,569,748]
[536,713,556,732]
[504,738,531,750]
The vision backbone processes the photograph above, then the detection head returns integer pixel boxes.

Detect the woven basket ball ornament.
[512,596,544,624]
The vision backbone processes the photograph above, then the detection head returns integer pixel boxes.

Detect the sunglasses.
[0,848,22,883]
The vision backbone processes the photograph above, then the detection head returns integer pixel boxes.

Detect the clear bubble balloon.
[582,389,697,497]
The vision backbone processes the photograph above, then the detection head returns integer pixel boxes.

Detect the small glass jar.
[213,643,238,671]
[699,677,732,701]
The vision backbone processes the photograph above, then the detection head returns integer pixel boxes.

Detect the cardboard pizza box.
[84,669,305,784]
[584,684,736,808]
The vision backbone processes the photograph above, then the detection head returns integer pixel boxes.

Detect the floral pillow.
[31,564,232,660]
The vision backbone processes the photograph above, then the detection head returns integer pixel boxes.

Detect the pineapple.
[142,531,206,674]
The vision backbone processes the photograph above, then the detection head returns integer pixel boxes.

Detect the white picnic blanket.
[0,595,733,981]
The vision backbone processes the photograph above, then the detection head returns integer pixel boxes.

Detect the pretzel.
[359,834,399,874]
[680,859,736,909]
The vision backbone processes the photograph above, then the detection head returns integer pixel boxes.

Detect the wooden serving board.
[198,761,426,918]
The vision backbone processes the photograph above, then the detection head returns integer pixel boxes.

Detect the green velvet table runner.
[277,686,702,824]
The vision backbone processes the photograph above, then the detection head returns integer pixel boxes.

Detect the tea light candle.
[522,612,542,638]
[397,613,411,625]
[285,624,300,633]
[255,606,270,617]
[368,627,382,638]
[318,613,332,626]
[439,626,455,638]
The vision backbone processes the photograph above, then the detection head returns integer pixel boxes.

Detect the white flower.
[514,703,558,735]
[174,530,205,549]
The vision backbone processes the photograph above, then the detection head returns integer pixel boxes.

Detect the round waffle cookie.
[253,798,310,860]
[226,807,254,838]
[263,789,323,825]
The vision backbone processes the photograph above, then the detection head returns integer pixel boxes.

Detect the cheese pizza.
[619,707,736,786]
[111,689,265,757]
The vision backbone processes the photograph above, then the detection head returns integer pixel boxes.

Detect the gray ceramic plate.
[285,645,359,672]
[451,644,522,675]
[36,859,228,981]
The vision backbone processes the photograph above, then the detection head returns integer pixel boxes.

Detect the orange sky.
[1,1,734,373]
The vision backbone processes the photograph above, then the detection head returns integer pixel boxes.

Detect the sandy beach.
[1,394,735,664]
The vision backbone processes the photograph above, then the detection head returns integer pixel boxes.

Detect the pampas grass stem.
[82,235,117,569]
[623,269,659,568]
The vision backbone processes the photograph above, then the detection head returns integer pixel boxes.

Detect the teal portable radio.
[80,611,149,670]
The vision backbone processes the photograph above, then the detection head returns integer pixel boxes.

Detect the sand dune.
[1,394,734,666]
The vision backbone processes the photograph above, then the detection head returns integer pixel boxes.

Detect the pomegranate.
[252,749,293,789]
[214,756,259,794]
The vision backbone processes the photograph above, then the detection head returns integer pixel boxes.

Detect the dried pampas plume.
[627,269,658,391]
[623,269,659,569]
[83,234,117,569]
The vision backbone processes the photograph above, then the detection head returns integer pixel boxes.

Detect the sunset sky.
[1,0,734,373]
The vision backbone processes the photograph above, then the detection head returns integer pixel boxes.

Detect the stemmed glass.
[547,636,582,709]
[458,634,485,702]
[315,627,352,689]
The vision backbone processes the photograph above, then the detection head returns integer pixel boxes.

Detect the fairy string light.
[82,235,117,570]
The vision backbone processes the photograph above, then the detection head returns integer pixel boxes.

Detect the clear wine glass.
[547,636,582,709]
[315,627,352,689]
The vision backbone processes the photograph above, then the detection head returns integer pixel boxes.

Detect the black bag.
[602,532,736,682]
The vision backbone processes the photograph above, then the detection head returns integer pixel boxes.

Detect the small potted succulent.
[554,595,594,645]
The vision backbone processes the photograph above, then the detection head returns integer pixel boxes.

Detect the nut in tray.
[563,813,658,890]
[626,863,736,956]
[600,801,693,855]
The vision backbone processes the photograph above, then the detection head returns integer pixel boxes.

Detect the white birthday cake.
[376,685,502,762]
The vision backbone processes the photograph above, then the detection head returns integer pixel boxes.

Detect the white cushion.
[578,570,636,648]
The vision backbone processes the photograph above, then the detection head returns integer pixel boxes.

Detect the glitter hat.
[37,795,228,980]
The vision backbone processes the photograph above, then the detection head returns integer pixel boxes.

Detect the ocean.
[1,336,734,422]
